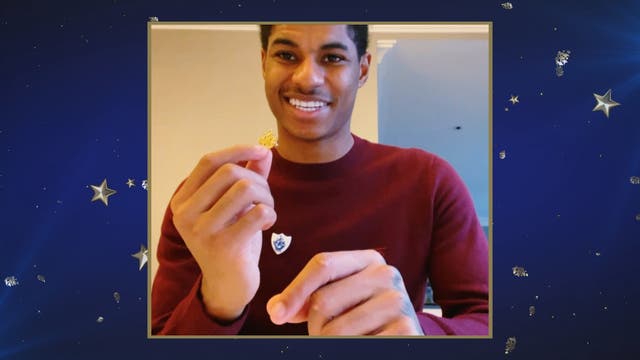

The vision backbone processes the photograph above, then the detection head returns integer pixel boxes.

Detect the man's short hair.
[259,24,369,59]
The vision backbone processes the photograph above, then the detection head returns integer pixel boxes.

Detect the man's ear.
[261,48,267,79]
[358,52,372,88]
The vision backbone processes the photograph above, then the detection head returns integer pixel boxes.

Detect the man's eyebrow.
[320,42,349,52]
[270,38,350,52]
[271,38,298,48]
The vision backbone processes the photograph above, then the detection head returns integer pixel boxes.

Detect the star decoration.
[512,266,528,277]
[142,180,149,190]
[501,2,513,9]
[126,179,135,188]
[555,50,570,66]
[90,179,117,206]
[505,337,517,354]
[4,276,19,287]
[508,95,519,104]
[592,89,620,118]
[131,244,148,271]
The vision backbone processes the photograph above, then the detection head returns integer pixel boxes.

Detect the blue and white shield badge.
[271,233,292,255]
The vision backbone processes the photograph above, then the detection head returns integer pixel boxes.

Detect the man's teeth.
[289,98,327,111]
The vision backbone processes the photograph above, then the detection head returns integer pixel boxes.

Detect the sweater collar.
[270,134,365,181]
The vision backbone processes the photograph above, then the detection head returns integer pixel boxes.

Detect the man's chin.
[280,124,331,143]
[289,131,328,143]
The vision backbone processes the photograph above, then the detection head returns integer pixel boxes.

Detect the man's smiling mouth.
[287,97,329,112]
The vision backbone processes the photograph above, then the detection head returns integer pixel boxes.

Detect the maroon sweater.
[152,135,489,335]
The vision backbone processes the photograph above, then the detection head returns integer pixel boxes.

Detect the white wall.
[377,36,490,225]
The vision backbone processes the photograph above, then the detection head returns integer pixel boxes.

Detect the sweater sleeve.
[419,156,489,335]
[151,191,248,335]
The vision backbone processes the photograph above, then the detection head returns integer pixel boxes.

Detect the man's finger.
[199,177,275,233]
[266,249,385,325]
[305,264,386,334]
[225,203,277,241]
[180,164,270,218]
[172,145,269,207]
[245,148,273,179]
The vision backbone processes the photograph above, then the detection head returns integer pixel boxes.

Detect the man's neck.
[275,129,354,164]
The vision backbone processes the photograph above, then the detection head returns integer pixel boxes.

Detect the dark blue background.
[1,0,639,358]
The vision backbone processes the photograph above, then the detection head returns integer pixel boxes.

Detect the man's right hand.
[170,145,276,322]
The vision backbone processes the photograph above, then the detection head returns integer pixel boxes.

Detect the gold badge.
[258,129,278,149]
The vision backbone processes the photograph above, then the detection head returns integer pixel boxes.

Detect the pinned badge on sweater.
[271,233,291,255]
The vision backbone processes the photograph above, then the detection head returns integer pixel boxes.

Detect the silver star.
[592,89,620,118]
[131,244,148,271]
[90,179,117,206]
[126,179,135,188]
[509,95,519,104]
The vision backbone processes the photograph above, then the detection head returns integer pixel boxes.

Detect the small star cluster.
[512,266,528,277]
[505,337,517,354]
[555,50,570,76]
[4,276,19,287]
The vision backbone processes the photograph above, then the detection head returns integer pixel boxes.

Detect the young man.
[152,24,489,336]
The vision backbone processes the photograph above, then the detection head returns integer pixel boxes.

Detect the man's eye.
[275,52,296,61]
[323,54,345,63]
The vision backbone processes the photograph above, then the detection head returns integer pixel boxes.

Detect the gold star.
[131,244,148,271]
[90,179,116,206]
[593,89,620,118]
[126,179,135,188]
[509,95,519,104]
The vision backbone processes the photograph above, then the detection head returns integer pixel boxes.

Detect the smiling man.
[151,24,489,336]
[261,25,365,164]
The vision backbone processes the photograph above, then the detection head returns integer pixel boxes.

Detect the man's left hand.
[266,250,424,336]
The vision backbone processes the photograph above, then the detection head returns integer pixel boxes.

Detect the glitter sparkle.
[4,276,19,287]
[512,266,528,277]
[505,337,517,354]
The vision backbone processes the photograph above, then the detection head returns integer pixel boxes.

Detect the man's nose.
[291,58,324,91]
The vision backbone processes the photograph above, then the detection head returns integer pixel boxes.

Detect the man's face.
[261,25,370,143]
